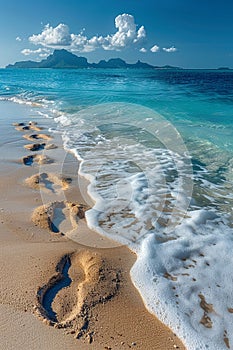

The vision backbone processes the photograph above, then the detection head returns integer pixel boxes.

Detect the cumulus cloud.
[16,36,22,42]
[23,14,178,56]
[163,46,177,53]
[29,23,72,47]
[140,47,147,53]
[21,48,51,57]
[136,26,146,42]
[27,14,146,53]
[103,14,146,50]
[150,45,160,53]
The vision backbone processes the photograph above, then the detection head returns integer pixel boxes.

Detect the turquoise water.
[0,68,233,349]
[1,68,232,152]
[1,68,232,213]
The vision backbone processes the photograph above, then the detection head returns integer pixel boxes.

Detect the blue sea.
[0,68,233,350]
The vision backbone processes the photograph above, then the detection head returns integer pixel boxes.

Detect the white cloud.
[21,48,51,57]
[70,33,88,51]
[104,14,145,50]
[39,53,50,58]
[140,47,147,53]
[29,23,72,47]
[163,46,177,53]
[150,45,160,53]
[21,49,33,56]
[16,37,22,42]
[136,26,146,41]
[24,14,178,57]
[27,14,147,53]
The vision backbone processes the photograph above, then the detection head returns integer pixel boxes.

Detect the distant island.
[217,67,231,70]
[6,49,182,70]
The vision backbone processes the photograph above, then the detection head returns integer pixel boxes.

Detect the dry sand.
[0,109,186,349]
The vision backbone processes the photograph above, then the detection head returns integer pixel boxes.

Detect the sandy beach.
[0,101,186,350]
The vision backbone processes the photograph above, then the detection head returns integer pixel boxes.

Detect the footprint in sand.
[25,173,72,193]
[35,255,72,323]
[23,133,53,141]
[22,154,53,166]
[15,125,44,131]
[12,122,25,127]
[34,251,120,341]
[31,201,88,234]
[23,133,57,150]
[13,121,44,132]
[23,136,57,150]
[24,143,46,151]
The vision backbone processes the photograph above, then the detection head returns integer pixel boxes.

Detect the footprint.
[25,173,72,193]
[31,201,88,234]
[15,125,44,132]
[22,155,34,166]
[23,134,53,141]
[22,154,53,166]
[34,251,120,340]
[12,122,25,127]
[13,121,44,132]
[35,255,72,323]
[24,143,46,151]
[15,125,31,131]
[23,137,58,150]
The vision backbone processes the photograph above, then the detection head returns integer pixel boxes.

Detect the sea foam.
[131,211,233,350]
[57,103,233,350]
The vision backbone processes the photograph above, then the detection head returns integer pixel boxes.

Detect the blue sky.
[0,0,233,68]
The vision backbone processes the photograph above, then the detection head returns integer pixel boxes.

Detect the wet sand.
[0,101,186,350]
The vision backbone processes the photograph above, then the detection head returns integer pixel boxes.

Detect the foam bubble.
[54,102,233,349]
[131,211,233,350]
[54,114,71,126]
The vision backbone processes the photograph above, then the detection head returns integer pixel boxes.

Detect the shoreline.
[0,100,186,349]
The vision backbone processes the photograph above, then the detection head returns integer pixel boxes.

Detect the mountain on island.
[6,50,89,69]
[217,67,230,70]
[91,57,154,69]
[6,49,182,70]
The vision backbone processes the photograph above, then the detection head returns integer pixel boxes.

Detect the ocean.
[0,67,233,350]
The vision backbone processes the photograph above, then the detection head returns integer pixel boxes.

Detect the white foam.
[54,114,71,126]
[54,102,233,349]
[0,96,41,106]
[131,211,233,350]
[0,94,57,112]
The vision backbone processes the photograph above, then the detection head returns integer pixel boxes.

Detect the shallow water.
[1,68,233,349]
